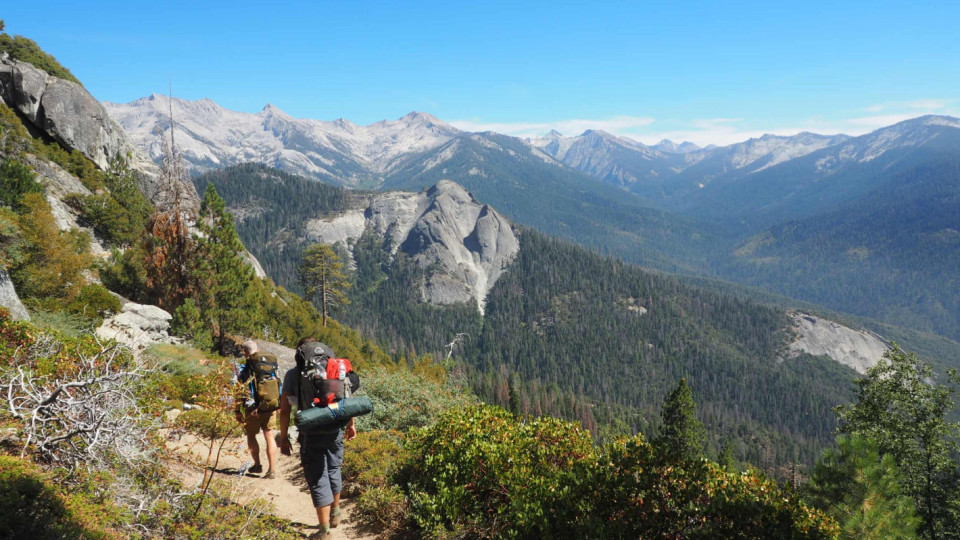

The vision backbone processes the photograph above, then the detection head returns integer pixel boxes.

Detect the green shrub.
[0,158,42,210]
[98,246,148,302]
[0,33,81,84]
[0,456,123,539]
[171,298,213,351]
[343,430,407,496]
[399,405,838,539]
[176,408,242,439]
[402,405,596,539]
[355,485,409,531]
[66,283,122,322]
[593,436,839,539]
[354,364,477,432]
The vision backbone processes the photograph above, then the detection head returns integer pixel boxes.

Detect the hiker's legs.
[246,431,261,465]
[262,427,278,473]
[315,504,331,526]
[301,431,344,526]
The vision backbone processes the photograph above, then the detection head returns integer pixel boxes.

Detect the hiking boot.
[263,470,276,479]
[330,506,342,528]
[248,464,263,474]
[307,529,332,540]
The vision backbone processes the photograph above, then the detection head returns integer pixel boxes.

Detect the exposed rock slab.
[787,312,889,374]
[0,53,197,211]
[96,302,178,349]
[0,270,29,321]
[306,180,519,313]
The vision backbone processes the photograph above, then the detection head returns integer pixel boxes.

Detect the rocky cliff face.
[787,312,890,374]
[306,180,519,313]
[0,53,197,210]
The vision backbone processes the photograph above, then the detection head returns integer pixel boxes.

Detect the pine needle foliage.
[298,242,350,327]
[834,345,960,539]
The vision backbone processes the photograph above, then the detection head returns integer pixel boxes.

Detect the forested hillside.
[718,150,960,340]
[193,163,351,288]
[337,222,858,467]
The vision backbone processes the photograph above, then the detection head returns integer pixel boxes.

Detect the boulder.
[96,302,178,349]
[0,270,29,321]
[0,53,198,212]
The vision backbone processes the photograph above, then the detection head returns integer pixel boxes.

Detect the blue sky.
[4,1,958,145]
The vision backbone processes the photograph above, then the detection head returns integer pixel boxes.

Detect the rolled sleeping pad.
[295,396,374,431]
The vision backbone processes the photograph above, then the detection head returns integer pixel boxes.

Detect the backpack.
[247,353,282,412]
[295,342,360,410]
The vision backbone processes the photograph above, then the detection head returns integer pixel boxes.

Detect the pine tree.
[653,378,706,463]
[193,183,260,351]
[834,345,960,539]
[298,242,350,327]
[805,434,919,539]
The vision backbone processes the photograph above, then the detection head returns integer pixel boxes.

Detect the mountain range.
[107,96,960,342]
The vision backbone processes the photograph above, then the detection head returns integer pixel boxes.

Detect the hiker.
[235,340,281,479]
[278,337,358,540]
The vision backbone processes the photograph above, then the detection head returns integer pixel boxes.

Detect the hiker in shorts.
[235,340,280,479]
[278,337,357,540]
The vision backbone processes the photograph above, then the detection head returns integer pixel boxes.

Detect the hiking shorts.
[243,409,275,437]
[300,430,344,508]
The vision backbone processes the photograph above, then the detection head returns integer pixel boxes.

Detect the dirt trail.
[164,422,377,540]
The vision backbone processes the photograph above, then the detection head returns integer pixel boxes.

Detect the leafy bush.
[66,283,122,323]
[343,430,407,496]
[98,246,148,302]
[0,158,41,210]
[0,33,81,84]
[398,405,838,539]
[402,405,596,539]
[354,364,477,432]
[175,408,242,439]
[171,298,213,350]
[0,456,123,539]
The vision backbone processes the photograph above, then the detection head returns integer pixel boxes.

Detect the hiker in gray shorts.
[278,337,357,540]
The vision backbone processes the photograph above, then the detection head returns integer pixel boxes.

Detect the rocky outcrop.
[787,312,890,374]
[26,156,109,256]
[306,180,519,313]
[0,270,29,321]
[96,302,178,350]
[0,53,197,211]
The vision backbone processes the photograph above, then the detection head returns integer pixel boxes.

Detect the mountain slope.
[725,150,960,339]
[675,116,960,228]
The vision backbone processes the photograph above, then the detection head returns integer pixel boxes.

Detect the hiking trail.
[163,421,377,540]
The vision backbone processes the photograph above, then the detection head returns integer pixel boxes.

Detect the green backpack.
[247,354,282,412]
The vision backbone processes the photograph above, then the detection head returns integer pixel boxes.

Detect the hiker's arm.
[279,392,293,455]
[345,417,356,441]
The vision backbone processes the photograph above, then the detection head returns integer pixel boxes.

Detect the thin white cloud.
[865,98,949,113]
[449,116,655,138]
[446,102,960,148]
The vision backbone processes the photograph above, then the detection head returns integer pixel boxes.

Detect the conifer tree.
[835,345,960,539]
[193,183,260,351]
[298,242,350,327]
[143,123,195,310]
[806,434,919,539]
[653,378,705,463]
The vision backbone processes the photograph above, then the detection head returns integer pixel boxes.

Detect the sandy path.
[164,423,377,540]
